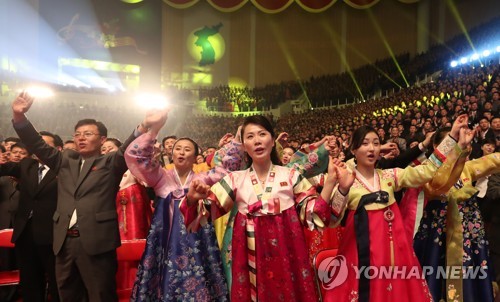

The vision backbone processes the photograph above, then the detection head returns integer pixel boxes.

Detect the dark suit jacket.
[377,143,424,169]
[0,158,58,245]
[15,121,137,256]
[486,173,500,254]
[0,176,17,229]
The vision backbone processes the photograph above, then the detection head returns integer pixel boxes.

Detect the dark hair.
[4,137,21,144]
[11,142,31,155]
[283,146,297,153]
[39,131,63,148]
[0,145,5,153]
[74,119,107,137]
[350,126,379,151]
[105,138,122,148]
[162,135,177,146]
[64,140,75,145]
[241,115,281,165]
[432,126,451,147]
[173,137,200,157]
[482,138,497,146]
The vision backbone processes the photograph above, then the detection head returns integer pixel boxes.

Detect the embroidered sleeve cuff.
[312,195,330,228]
[300,195,330,230]
[429,134,456,167]
[331,189,348,217]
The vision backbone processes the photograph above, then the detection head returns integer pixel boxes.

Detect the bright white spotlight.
[496,46,500,52]
[470,53,479,61]
[24,86,54,98]
[482,50,491,57]
[135,93,168,109]
[450,61,458,68]
[460,57,468,64]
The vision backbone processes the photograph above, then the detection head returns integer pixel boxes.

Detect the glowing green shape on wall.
[187,23,225,66]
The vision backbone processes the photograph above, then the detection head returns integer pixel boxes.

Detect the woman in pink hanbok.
[181,115,353,302]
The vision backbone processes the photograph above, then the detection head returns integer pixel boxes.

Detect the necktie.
[69,159,84,229]
[38,165,45,183]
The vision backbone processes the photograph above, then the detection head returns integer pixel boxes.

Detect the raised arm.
[11,92,62,171]
[392,114,470,191]
[425,127,474,195]
[286,135,332,178]
[462,152,500,183]
[124,108,170,194]
[211,126,245,172]
[378,132,433,169]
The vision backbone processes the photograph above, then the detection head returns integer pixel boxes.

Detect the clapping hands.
[327,157,355,195]
[186,179,210,206]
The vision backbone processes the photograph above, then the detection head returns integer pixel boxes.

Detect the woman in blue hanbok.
[414,129,500,302]
[125,120,242,302]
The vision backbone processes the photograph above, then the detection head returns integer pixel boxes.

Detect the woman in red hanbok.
[102,138,153,290]
[323,115,471,302]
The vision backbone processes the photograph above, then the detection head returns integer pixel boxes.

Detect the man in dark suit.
[11,92,168,302]
[483,172,500,302]
[0,131,63,302]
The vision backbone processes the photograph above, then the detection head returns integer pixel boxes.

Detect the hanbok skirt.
[324,203,433,302]
[131,191,228,301]
[414,195,494,302]
[116,183,153,291]
[223,208,319,301]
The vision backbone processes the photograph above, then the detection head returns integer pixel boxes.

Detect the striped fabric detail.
[246,218,257,301]
[245,165,277,301]
[210,178,235,213]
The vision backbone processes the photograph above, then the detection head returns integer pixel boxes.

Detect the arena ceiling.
[163,0,420,13]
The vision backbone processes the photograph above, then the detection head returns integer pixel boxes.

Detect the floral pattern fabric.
[414,195,494,302]
[125,132,242,301]
[131,193,229,301]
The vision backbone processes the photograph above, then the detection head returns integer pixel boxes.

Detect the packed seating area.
[2,16,500,147]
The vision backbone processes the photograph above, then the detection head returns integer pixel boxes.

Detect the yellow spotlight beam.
[445,0,480,63]
[267,16,313,108]
[344,42,403,90]
[366,9,409,87]
[321,20,364,101]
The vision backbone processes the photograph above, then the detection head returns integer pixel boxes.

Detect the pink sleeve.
[125,132,168,196]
